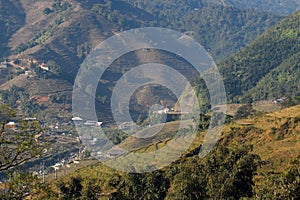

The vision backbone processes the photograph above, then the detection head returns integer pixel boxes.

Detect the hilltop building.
[39,63,49,71]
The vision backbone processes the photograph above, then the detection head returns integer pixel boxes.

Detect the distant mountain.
[223,0,300,16]
[128,0,300,16]
[127,0,282,60]
[219,11,300,102]
[0,0,25,56]
[7,0,156,80]
[3,0,280,71]
[177,6,281,61]
[0,0,291,121]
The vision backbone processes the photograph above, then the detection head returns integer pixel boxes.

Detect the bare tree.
[0,105,44,172]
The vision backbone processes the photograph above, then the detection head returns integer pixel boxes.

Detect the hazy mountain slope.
[127,0,281,61]
[0,0,25,56]
[219,11,300,102]
[9,0,156,80]
[180,6,281,60]
[224,0,300,16]
[0,0,280,81]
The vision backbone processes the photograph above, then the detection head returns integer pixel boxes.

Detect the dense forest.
[219,11,300,103]
[224,0,300,15]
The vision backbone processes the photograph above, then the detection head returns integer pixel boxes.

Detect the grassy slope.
[221,105,300,172]
[50,105,300,196]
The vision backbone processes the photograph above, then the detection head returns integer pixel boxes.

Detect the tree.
[254,156,300,199]
[282,156,300,199]
[81,179,102,200]
[0,105,44,172]
[112,171,169,200]
[111,173,144,200]
[0,172,44,200]
[165,159,207,200]
[234,104,256,120]
[165,145,261,199]
[43,7,53,15]
[204,145,261,199]
[57,176,83,200]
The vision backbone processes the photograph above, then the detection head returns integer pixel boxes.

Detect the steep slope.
[224,0,300,16]
[0,0,25,56]
[128,0,300,16]
[179,6,281,61]
[219,11,300,102]
[9,0,156,80]
[6,0,281,66]
[127,0,281,61]
[249,51,300,101]
[41,105,300,199]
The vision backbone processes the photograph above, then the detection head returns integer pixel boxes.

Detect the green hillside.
[179,6,281,61]
[224,0,300,16]
[128,0,300,16]
[127,0,281,60]
[219,11,300,102]
[249,51,300,102]
[34,105,300,199]
[0,0,283,122]
[5,0,280,71]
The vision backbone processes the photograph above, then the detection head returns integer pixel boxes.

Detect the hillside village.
[0,0,299,199]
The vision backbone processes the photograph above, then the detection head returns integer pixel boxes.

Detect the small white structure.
[39,63,49,71]
[118,122,135,130]
[0,61,8,69]
[72,117,83,121]
[5,121,18,129]
[96,122,103,127]
[84,120,103,127]
[24,117,37,121]
[156,108,169,114]
[73,160,80,164]
[273,97,287,104]
[52,163,62,171]
[24,71,33,76]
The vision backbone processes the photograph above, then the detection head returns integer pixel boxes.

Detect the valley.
[0,0,299,199]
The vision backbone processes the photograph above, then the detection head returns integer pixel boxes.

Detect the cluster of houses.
[94,148,126,159]
[0,58,52,82]
[51,148,84,172]
[72,117,103,127]
[1,58,50,72]
[4,117,38,130]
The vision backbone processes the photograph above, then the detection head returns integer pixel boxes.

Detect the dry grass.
[50,105,300,189]
[227,105,300,172]
[253,101,282,112]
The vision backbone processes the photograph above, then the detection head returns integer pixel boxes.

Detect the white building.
[156,108,169,114]
[39,63,49,71]
[84,120,103,127]
[0,61,8,69]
